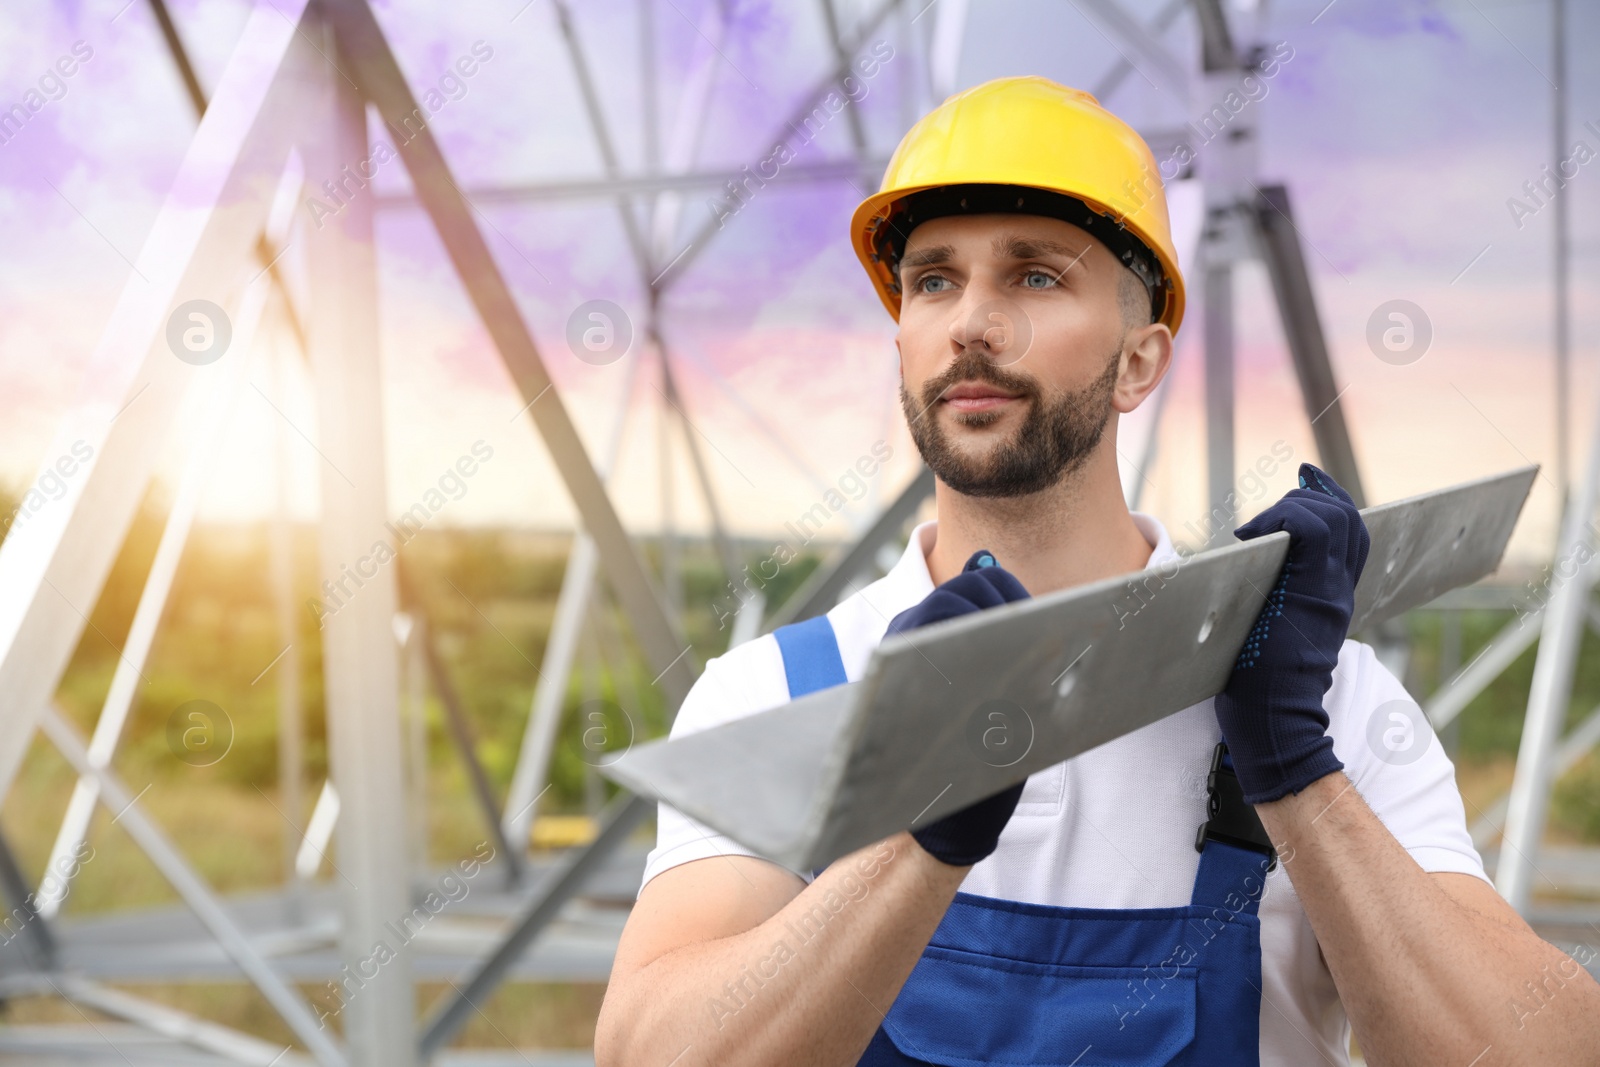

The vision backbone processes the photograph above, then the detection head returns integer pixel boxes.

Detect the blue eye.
[1021,270,1057,289]
[917,274,953,294]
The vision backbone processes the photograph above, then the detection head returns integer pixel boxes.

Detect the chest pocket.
[1013,761,1066,817]
[880,945,1198,1066]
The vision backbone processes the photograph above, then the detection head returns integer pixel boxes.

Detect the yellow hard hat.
[850,75,1186,335]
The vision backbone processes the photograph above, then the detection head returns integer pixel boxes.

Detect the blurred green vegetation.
[1373,609,1600,839]
[1397,609,1598,759]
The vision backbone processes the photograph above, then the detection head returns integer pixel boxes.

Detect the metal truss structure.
[0,1,1593,1064]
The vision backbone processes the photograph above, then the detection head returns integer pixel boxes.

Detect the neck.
[925,440,1154,596]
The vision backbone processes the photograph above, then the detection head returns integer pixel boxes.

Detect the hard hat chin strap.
[874,183,1168,325]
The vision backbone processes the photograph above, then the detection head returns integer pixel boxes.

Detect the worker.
[595,76,1600,1065]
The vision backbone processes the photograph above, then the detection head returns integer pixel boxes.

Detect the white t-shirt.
[641,512,1490,1066]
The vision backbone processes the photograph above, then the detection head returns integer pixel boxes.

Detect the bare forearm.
[1257,772,1600,1065]
[599,834,967,1067]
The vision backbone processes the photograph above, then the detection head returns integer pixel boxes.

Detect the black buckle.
[1194,742,1277,872]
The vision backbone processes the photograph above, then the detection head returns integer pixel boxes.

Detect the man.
[595,76,1600,1065]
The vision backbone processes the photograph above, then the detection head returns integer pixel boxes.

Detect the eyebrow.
[899,234,1088,271]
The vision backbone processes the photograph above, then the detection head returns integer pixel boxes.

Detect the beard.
[901,345,1121,498]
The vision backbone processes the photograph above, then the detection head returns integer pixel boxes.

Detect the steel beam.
[49,976,308,1067]
[501,527,598,843]
[640,0,659,175]
[1203,262,1235,530]
[551,0,652,273]
[819,0,871,155]
[1499,378,1600,910]
[659,376,683,620]
[0,0,316,806]
[609,468,1536,872]
[270,342,307,917]
[1553,0,1571,503]
[418,792,651,1059]
[404,605,523,888]
[1190,0,1238,73]
[296,780,340,881]
[320,0,695,710]
[1252,183,1366,507]
[551,1,746,597]
[304,20,415,1062]
[1424,610,1544,732]
[644,0,731,263]
[1070,0,1190,99]
[502,357,643,854]
[1473,702,1600,848]
[668,338,833,500]
[661,0,906,286]
[39,708,344,1066]
[373,159,891,209]
[37,276,267,919]
[765,466,936,630]
[146,0,307,353]
[402,615,430,872]
[0,828,55,970]
[655,328,746,589]
[1090,0,1189,120]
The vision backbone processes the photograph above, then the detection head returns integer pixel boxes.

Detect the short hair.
[1119,267,1155,331]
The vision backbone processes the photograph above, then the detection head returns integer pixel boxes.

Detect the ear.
[1112,322,1172,414]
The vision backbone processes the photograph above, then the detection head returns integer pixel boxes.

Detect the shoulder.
[671,569,907,739]
[668,634,790,740]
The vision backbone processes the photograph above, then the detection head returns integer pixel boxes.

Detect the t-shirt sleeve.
[1328,639,1492,885]
[637,641,816,894]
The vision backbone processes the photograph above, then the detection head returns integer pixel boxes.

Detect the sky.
[0,0,1596,570]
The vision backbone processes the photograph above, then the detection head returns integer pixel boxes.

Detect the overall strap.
[774,616,850,884]
[1191,743,1275,917]
[773,615,848,698]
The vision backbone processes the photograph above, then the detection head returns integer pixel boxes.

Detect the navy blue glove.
[1215,463,1371,805]
[886,550,1031,866]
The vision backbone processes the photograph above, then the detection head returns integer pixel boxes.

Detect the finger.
[1296,463,1356,508]
[940,571,1014,611]
[885,588,982,633]
[961,550,1031,601]
[1234,508,1287,542]
[1243,498,1336,568]
[962,550,999,573]
[970,566,1030,603]
[1286,490,1372,573]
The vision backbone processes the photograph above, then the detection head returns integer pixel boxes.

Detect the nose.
[949,292,1027,367]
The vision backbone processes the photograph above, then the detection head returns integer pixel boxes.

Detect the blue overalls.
[774,615,1272,1067]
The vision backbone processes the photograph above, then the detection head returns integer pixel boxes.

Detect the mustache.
[920,350,1041,409]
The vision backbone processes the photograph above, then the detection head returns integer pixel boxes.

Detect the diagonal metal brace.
[320,0,696,710]
[417,791,650,1059]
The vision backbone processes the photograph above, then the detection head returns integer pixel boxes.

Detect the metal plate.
[1349,465,1536,633]
[605,466,1537,871]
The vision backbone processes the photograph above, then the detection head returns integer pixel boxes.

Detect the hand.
[886,550,1031,866]
[1215,463,1371,805]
